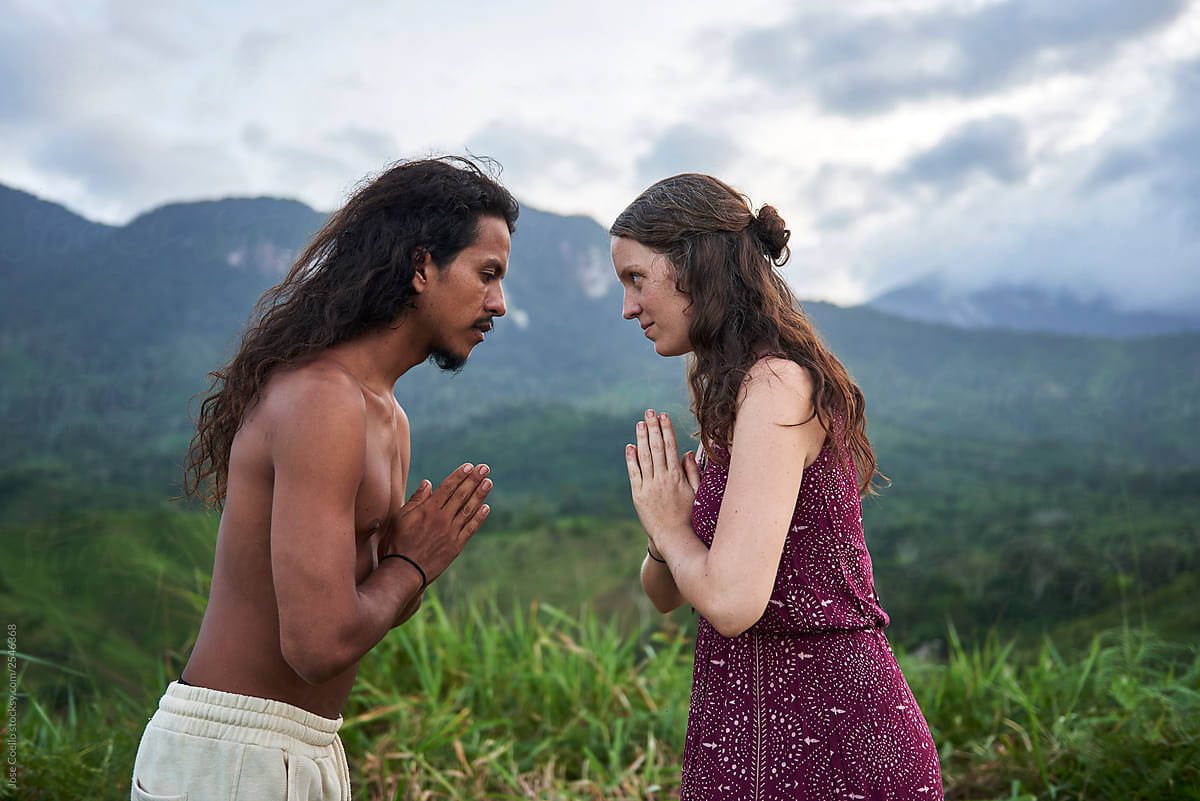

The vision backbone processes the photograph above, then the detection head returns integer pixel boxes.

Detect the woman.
[611,174,943,800]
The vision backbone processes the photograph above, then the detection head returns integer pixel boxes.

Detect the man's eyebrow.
[484,256,507,277]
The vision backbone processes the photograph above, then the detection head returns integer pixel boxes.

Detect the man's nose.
[487,283,506,317]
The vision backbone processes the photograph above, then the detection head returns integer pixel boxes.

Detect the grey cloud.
[634,124,740,186]
[29,126,174,197]
[26,122,246,217]
[0,40,39,120]
[0,12,71,122]
[266,144,353,189]
[798,163,895,231]
[234,30,288,76]
[1085,148,1153,189]
[897,116,1030,192]
[468,120,611,179]
[1148,60,1200,222]
[732,0,1188,116]
[325,126,398,162]
[1081,58,1200,220]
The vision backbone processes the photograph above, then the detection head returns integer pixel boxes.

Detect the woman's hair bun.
[750,205,790,263]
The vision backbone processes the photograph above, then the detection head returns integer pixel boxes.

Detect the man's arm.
[266,372,493,684]
[267,372,420,684]
[388,401,424,629]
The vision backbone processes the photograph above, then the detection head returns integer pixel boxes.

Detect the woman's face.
[611,236,693,357]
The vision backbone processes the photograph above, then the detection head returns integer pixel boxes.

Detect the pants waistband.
[150,681,342,753]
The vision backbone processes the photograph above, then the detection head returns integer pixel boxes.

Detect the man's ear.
[412,248,434,294]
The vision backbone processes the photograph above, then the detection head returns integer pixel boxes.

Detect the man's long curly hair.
[184,156,519,507]
[610,173,881,497]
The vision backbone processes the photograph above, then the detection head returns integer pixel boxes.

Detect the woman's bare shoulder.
[740,356,814,405]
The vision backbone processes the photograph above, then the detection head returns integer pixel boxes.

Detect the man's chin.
[428,348,468,374]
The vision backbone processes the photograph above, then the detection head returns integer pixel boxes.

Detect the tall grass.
[920,626,1200,800]
[341,597,692,800]
[8,595,1196,801]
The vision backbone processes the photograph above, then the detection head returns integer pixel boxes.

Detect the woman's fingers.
[684,450,702,491]
[659,413,683,477]
[636,417,654,480]
[625,443,642,487]
[645,410,670,476]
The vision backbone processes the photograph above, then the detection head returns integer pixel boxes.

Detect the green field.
[3,483,1198,800]
[3,187,1198,799]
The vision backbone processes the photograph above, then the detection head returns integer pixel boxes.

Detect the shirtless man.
[130,157,519,801]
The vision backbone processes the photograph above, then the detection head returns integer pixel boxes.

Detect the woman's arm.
[641,533,686,613]
[625,411,700,614]
[631,359,825,637]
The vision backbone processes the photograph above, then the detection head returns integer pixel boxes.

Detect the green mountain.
[3,184,1197,479]
[1,182,1197,655]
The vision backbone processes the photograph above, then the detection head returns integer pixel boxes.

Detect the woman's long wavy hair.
[610,173,881,497]
[184,156,519,507]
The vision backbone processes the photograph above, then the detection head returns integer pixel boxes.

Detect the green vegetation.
[3,185,1198,798]
[3,492,1198,800]
[6,585,1198,800]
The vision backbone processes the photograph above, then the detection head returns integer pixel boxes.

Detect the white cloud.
[0,0,1198,310]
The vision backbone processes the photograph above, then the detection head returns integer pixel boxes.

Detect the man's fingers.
[684,450,702,491]
[447,466,488,516]
[407,479,432,505]
[432,463,478,508]
[454,477,494,527]
[457,503,491,544]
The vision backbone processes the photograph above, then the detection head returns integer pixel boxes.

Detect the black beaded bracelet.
[380,553,428,590]
[647,548,667,564]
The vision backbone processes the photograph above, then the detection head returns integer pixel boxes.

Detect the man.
[130,157,519,800]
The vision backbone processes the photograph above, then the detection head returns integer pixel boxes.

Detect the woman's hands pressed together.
[626,409,702,557]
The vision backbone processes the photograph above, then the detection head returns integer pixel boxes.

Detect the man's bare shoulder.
[392,398,411,431]
[253,359,368,434]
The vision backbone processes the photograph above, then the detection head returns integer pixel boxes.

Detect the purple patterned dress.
[681,433,944,800]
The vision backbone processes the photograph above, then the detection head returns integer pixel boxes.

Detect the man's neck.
[323,321,428,397]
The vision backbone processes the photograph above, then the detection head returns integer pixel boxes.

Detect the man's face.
[413,215,511,371]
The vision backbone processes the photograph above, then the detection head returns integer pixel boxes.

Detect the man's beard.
[428,347,467,373]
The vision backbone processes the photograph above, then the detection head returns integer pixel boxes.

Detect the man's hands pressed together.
[379,463,493,586]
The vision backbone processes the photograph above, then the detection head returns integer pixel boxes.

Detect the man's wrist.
[379,553,428,591]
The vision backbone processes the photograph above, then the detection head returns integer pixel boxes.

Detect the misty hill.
[2,184,1199,503]
[870,276,1200,338]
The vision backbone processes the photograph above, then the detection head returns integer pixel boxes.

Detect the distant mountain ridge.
[870,276,1200,338]
[2,182,1198,495]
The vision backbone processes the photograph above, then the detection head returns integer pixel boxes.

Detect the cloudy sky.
[3,0,1199,310]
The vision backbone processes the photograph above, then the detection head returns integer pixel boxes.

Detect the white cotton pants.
[130,681,352,801]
